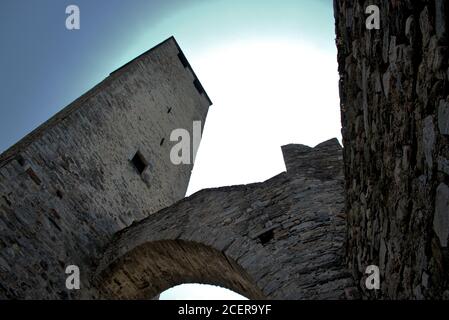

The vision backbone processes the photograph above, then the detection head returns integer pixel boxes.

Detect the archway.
[96,239,263,299]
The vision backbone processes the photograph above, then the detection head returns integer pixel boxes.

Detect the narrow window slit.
[2,195,11,207]
[26,167,42,185]
[177,52,189,68]
[48,216,62,232]
[56,190,64,199]
[193,79,205,95]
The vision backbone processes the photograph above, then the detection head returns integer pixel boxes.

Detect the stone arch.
[96,239,263,299]
[94,140,356,299]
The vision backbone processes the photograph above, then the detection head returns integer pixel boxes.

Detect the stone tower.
[0,37,212,298]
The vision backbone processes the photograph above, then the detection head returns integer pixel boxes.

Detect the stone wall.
[0,37,211,299]
[95,139,355,300]
[0,33,354,300]
[335,0,449,298]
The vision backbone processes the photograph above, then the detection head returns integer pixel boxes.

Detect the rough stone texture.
[439,99,449,135]
[281,138,344,180]
[0,35,353,300]
[434,183,449,247]
[0,37,211,299]
[95,139,355,300]
[335,0,449,299]
[5,1,449,300]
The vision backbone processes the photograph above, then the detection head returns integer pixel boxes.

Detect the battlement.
[281,138,343,180]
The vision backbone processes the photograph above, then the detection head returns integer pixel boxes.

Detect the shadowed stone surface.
[95,139,355,300]
[0,35,354,300]
[2,1,447,300]
[335,0,449,299]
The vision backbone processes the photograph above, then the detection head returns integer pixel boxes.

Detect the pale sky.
[163,3,340,300]
[162,36,339,301]
[186,37,340,196]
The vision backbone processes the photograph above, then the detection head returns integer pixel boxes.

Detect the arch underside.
[97,240,264,299]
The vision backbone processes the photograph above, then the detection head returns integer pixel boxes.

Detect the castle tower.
[0,37,212,298]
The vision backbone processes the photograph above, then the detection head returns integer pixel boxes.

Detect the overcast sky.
[0,0,338,299]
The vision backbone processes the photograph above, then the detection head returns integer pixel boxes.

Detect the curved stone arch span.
[94,139,355,299]
[96,239,263,299]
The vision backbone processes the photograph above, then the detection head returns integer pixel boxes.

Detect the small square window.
[258,229,274,245]
[131,151,147,175]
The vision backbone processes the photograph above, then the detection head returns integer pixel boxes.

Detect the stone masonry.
[0,37,211,298]
[335,0,449,298]
[6,0,449,299]
[95,139,354,299]
[0,36,354,299]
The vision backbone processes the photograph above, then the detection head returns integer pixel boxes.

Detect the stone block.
[434,183,449,247]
